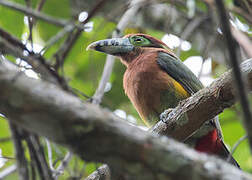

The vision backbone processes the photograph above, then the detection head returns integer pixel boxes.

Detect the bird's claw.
[160,108,174,124]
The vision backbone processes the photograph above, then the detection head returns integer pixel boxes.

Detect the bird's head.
[87,33,172,66]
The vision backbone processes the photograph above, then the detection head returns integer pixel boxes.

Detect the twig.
[227,134,248,163]
[0,156,15,160]
[25,134,53,180]
[53,0,109,70]
[39,24,75,54]
[0,136,11,142]
[45,139,55,171]
[177,16,207,56]
[84,164,110,180]
[36,0,46,11]
[92,0,147,105]
[8,122,29,180]
[0,28,90,101]
[0,164,17,179]
[0,27,70,90]
[215,0,252,152]
[231,26,252,58]
[71,87,91,99]
[54,151,72,179]
[46,139,73,179]
[32,0,46,26]
[231,6,252,25]
[0,0,81,29]
[25,0,34,49]
[24,0,46,50]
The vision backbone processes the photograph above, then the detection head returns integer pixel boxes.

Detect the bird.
[87,33,239,167]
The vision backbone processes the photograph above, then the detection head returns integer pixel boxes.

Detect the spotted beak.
[86,38,134,55]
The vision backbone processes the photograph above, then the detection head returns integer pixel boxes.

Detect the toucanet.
[87,33,240,167]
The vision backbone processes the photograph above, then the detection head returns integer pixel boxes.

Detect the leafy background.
[0,0,251,179]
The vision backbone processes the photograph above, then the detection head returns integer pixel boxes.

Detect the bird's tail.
[186,117,240,168]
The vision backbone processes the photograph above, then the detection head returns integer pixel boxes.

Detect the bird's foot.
[160,108,174,124]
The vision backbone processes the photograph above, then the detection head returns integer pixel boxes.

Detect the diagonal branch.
[0,27,70,90]
[1,57,252,179]
[53,0,109,70]
[152,58,252,141]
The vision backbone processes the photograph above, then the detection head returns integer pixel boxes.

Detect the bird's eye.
[135,38,142,42]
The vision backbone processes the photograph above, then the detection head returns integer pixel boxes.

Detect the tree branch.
[0,164,17,179]
[8,122,29,180]
[0,57,252,179]
[231,26,252,58]
[84,165,110,180]
[152,58,252,141]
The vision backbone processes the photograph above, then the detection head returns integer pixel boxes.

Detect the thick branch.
[0,58,251,179]
[152,58,252,141]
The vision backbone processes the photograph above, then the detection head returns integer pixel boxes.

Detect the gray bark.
[0,57,252,179]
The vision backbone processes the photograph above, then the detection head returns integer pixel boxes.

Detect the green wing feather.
[157,52,204,94]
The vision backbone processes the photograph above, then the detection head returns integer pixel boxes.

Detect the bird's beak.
[86,38,134,55]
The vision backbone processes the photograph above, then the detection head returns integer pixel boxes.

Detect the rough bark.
[0,57,252,179]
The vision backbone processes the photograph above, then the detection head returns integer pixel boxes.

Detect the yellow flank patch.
[172,79,190,97]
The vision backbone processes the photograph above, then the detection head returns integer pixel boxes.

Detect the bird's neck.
[120,48,144,67]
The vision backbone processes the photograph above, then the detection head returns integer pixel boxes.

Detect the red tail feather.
[195,129,240,168]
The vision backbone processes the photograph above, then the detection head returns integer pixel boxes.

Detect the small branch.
[0,164,17,179]
[53,0,109,70]
[227,134,248,163]
[54,151,72,180]
[0,136,11,143]
[177,16,208,56]
[25,134,53,180]
[8,122,29,180]
[231,6,252,25]
[0,0,82,29]
[40,24,75,54]
[45,139,55,171]
[0,27,70,90]
[231,26,252,58]
[36,0,46,11]
[84,164,110,180]
[25,0,34,49]
[215,0,252,152]
[45,139,72,179]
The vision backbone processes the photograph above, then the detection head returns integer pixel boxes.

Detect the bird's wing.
[158,52,224,140]
[157,52,203,94]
